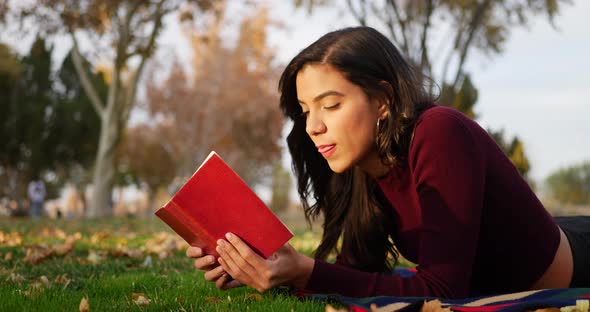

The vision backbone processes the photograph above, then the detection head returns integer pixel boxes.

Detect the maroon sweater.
[304,106,559,299]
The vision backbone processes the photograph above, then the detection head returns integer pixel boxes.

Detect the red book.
[155,151,293,259]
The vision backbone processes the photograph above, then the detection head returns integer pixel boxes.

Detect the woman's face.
[296,63,387,175]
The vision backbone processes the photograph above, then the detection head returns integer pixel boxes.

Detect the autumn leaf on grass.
[0,231,24,246]
[205,296,221,303]
[4,252,12,261]
[79,297,89,312]
[40,227,65,238]
[55,274,71,289]
[111,245,143,259]
[9,272,25,284]
[29,275,51,290]
[245,293,263,302]
[90,231,109,245]
[23,246,52,265]
[87,250,105,264]
[132,293,151,306]
[142,232,180,259]
[326,304,348,312]
[53,236,76,256]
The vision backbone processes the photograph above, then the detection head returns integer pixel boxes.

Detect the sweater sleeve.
[303,111,486,298]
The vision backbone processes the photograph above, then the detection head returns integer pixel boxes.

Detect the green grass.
[0,217,328,311]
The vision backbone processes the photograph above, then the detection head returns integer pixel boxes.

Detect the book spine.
[156,202,219,256]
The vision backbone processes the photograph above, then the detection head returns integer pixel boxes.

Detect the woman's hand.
[215,233,314,293]
[186,246,244,290]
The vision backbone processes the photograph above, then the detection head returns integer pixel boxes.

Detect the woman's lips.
[318,144,336,158]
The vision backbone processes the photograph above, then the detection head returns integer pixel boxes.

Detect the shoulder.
[413,106,481,146]
[408,106,488,168]
[416,106,476,132]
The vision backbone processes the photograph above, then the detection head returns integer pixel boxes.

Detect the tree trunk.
[87,109,119,218]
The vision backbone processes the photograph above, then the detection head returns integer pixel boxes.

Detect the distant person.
[27,176,46,219]
[186,26,590,298]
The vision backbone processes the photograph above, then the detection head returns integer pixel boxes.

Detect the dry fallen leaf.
[0,231,23,246]
[87,250,105,264]
[422,299,452,312]
[79,297,89,312]
[9,272,25,284]
[22,288,42,298]
[110,246,143,259]
[205,296,221,303]
[55,274,72,289]
[142,232,184,259]
[4,252,12,261]
[132,293,151,306]
[23,246,52,265]
[326,304,348,312]
[29,276,51,290]
[39,275,51,288]
[245,293,263,301]
[90,232,109,245]
[53,239,75,256]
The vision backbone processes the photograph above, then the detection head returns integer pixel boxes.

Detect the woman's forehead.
[296,64,351,102]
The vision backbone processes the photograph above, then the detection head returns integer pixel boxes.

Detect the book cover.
[155,151,293,259]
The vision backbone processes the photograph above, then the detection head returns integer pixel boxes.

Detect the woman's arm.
[305,110,487,298]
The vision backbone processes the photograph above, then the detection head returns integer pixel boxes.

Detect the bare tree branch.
[451,0,491,91]
[347,0,367,26]
[419,0,434,75]
[387,0,409,56]
[70,32,105,119]
[123,2,165,126]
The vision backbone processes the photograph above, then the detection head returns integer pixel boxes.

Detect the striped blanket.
[302,270,590,312]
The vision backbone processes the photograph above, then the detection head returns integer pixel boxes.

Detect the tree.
[546,161,590,205]
[0,36,54,203]
[0,37,106,206]
[144,7,284,188]
[0,42,23,201]
[6,0,217,217]
[488,129,531,180]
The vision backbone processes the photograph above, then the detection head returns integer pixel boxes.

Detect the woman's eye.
[323,103,340,110]
[300,111,310,118]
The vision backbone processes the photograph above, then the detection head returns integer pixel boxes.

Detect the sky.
[1,0,589,193]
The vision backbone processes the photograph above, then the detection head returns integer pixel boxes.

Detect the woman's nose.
[305,112,327,136]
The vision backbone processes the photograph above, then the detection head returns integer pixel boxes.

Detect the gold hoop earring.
[375,119,381,143]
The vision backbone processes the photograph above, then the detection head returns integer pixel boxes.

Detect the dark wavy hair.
[278,27,434,272]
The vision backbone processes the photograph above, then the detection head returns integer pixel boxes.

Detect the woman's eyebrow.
[298,90,344,105]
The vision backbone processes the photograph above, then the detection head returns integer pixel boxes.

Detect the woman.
[186,26,589,299]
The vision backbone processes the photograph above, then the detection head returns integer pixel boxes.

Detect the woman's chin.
[327,159,351,173]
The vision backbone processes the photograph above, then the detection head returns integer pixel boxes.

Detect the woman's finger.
[215,273,229,289]
[218,237,261,278]
[225,233,266,266]
[193,255,218,270]
[220,278,243,290]
[217,242,265,291]
[204,265,226,282]
[186,246,202,258]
